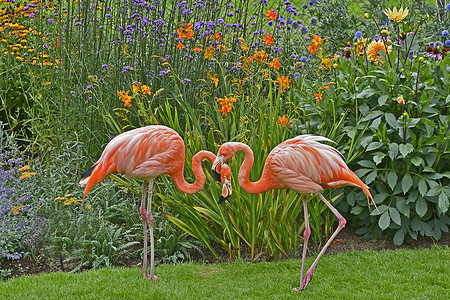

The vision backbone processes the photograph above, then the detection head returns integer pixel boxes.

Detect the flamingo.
[79,125,232,280]
[212,135,376,291]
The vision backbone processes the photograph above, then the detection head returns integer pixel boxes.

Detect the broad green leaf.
[418,179,427,197]
[370,204,388,216]
[393,228,405,246]
[377,94,388,105]
[387,171,398,191]
[366,141,383,151]
[426,185,441,197]
[389,207,401,225]
[389,143,398,160]
[399,143,414,157]
[416,198,428,217]
[401,173,413,194]
[357,88,377,99]
[379,211,390,230]
[411,156,424,167]
[385,113,400,129]
[358,160,376,168]
[351,205,364,215]
[396,198,410,217]
[438,192,448,214]
[365,170,378,185]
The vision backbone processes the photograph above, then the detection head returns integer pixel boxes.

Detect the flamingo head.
[217,163,232,204]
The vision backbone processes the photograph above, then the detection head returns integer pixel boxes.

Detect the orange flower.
[141,85,151,95]
[397,96,405,104]
[276,75,291,93]
[212,31,221,41]
[217,96,237,116]
[207,73,219,87]
[204,46,215,60]
[176,41,185,51]
[307,34,324,54]
[264,8,278,21]
[314,92,323,102]
[239,38,248,51]
[262,33,274,46]
[117,90,132,107]
[277,115,291,126]
[269,57,280,70]
[177,23,195,41]
[252,50,267,63]
[367,39,391,65]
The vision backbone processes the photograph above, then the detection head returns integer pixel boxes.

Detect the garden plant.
[0,0,448,290]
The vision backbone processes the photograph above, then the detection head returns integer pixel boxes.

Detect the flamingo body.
[213,134,375,290]
[80,125,232,280]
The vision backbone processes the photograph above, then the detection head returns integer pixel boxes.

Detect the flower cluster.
[54,194,79,206]
[217,96,237,117]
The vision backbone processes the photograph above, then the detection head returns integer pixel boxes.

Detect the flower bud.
[364,13,370,19]
[381,29,389,37]
[418,56,424,63]
[403,112,408,117]
[386,40,392,46]
[333,63,338,69]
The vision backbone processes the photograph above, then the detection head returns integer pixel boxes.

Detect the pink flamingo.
[212,135,376,291]
[79,125,232,280]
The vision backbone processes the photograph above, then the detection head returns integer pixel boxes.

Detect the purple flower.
[355,31,362,38]
[302,3,308,9]
[310,17,318,26]
[217,18,224,24]
[300,25,308,34]
[442,30,449,37]
[183,78,191,83]
[47,19,54,23]
[206,21,215,27]
[105,14,111,18]
[300,56,307,62]
[71,91,76,97]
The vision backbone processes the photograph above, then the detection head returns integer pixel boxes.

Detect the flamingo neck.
[171,150,215,194]
[234,143,271,194]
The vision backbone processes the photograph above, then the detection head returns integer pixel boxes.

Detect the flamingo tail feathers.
[344,170,377,210]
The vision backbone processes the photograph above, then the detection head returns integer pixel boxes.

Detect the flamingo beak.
[212,155,224,182]
[218,177,232,204]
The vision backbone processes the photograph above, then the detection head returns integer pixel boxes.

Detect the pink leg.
[299,192,346,290]
[146,180,157,280]
[293,196,311,292]
[139,180,158,281]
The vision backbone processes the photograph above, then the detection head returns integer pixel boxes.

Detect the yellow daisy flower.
[383,6,409,22]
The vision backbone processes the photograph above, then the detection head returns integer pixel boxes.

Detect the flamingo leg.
[299,192,346,290]
[147,179,158,280]
[140,179,157,280]
[140,180,149,279]
[293,195,311,292]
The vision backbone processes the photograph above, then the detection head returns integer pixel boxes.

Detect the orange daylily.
[276,75,291,93]
[269,57,280,70]
[204,46,215,60]
[264,8,278,21]
[262,33,274,46]
[176,41,185,51]
[314,92,323,102]
[217,96,237,116]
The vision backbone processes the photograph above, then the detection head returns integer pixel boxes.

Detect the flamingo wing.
[268,135,351,191]
[81,125,184,202]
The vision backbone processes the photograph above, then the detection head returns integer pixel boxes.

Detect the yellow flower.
[204,46,215,60]
[383,6,409,22]
[20,171,36,179]
[19,165,31,172]
[397,96,405,104]
[11,205,25,215]
[366,39,391,66]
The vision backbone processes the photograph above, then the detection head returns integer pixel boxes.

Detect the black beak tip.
[212,169,221,182]
[218,195,230,204]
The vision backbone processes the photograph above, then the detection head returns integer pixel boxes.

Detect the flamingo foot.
[143,270,158,281]
[299,269,314,290]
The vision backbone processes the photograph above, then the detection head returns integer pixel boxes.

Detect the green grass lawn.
[1,247,448,299]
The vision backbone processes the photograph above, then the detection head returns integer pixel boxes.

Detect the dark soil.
[1,224,448,281]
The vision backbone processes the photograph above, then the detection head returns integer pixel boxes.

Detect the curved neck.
[234,143,272,194]
[171,150,216,194]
